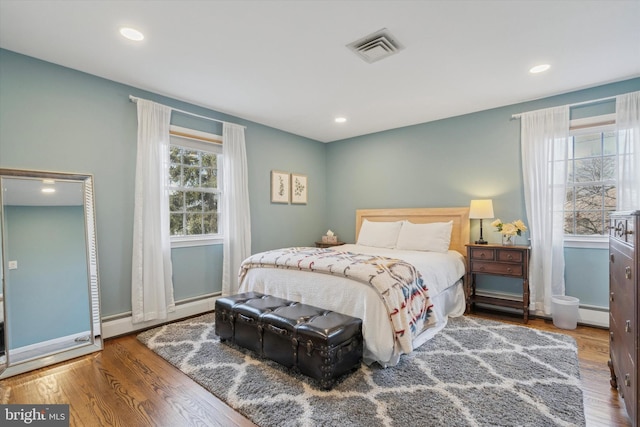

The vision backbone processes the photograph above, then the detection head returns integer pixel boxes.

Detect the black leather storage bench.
[215,292,363,389]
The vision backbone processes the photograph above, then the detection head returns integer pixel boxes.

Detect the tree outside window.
[564,130,616,235]
[169,145,220,237]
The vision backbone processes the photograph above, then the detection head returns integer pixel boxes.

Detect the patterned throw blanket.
[238,247,435,353]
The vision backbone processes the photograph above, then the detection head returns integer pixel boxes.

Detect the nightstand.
[315,241,345,248]
[465,243,531,323]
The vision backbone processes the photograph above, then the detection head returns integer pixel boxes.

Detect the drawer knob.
[479,266,485,271]
[506,267,513,273]
[507,254,513,260]
[480,253,486,258]
[610,291,615,302]
[625,320,631,333]
[624,374,631,387]
[625,266,632,280]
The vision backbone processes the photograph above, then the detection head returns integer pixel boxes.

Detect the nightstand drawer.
[469,248,495,260]
[497,249,523,263]
[470,260,523,277]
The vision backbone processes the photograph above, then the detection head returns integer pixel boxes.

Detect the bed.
[238,207,470,367]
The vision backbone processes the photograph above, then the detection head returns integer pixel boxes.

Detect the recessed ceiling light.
[334,117,347,123]
[529,64,551,74]
[42,179,55,184]
[120,27,144,41]
[41,187,56,194]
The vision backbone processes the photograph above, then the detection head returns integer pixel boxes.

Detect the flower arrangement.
[492,219,527,245]
[491,219,528,236]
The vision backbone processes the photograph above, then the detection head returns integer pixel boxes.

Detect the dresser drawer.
[610,314,636,373]
[610,245,636,325]
[610,216,637,246]
[470,260,523,277]
[613,341,637,420]
[610,276,635,323]
[469,248,495,261]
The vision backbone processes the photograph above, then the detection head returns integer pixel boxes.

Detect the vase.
[502,234,516,246]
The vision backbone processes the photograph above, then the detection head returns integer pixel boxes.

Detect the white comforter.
[238,244,466,366]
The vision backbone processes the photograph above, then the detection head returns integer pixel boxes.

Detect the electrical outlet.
[8,260,17,270]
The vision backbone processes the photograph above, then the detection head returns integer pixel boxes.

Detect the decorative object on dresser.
[138,313,586,427]
[469,199,494,244]
[466,243,531,323]
[608,210,639,427]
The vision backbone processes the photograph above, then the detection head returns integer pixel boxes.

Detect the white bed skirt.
[239,268,465,367]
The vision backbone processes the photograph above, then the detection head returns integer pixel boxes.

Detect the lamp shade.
[469,199,494,219]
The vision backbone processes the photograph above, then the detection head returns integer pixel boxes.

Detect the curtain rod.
[129,95,246,128]
[511,95,617,120]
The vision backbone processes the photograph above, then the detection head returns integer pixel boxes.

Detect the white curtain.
[616,91,640,210]
[131,99,175,323]
[521,105,570,315]
[222,123,251,295]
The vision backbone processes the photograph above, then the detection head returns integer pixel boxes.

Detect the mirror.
[0,168,101,378]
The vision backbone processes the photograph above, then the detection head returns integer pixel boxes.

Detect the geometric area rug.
[137,313,585,427]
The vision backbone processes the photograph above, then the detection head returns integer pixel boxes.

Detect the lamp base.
[475,239,488,245]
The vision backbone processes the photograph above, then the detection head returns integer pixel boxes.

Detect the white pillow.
[396,220,453,253]
[356,219,403,248]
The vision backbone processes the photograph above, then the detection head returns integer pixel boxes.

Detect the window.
[168,126,222,245]
[564,115,616,238]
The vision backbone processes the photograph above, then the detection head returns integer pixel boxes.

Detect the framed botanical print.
[291,173,308,204]
[270,170,290,203]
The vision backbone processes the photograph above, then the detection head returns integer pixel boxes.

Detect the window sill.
[171,236,223,248]
[563,236,608,249]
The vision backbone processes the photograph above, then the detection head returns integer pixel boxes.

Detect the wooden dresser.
[609,210,639,427]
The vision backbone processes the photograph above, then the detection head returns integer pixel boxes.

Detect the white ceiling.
[1,1,638,143]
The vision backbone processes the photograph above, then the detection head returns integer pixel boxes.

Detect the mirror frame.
[0,168,102,378]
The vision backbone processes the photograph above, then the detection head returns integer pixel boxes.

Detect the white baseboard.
[102,296,219,339]
[101,291,610,339]
[475,290,609,328]
[575,306,609,328]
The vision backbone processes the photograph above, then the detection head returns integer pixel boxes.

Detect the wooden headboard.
[355,207,470,257]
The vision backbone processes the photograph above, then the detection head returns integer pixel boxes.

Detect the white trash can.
[551,295,580,329]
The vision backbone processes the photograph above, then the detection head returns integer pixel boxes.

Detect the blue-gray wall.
[326,78,640,307]
[4,206,90,348]
[1,48,638,321]
[0,49,327,317]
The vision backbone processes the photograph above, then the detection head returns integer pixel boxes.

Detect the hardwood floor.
[0,311,632,427]
[0,333,257,427]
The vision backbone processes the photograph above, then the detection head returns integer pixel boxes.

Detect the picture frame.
[291,173,308,204]
[270,170,290,203]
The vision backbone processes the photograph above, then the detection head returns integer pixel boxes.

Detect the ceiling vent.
[346,28,404,64]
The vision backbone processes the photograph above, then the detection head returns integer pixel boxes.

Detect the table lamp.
[469,199,494,244]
